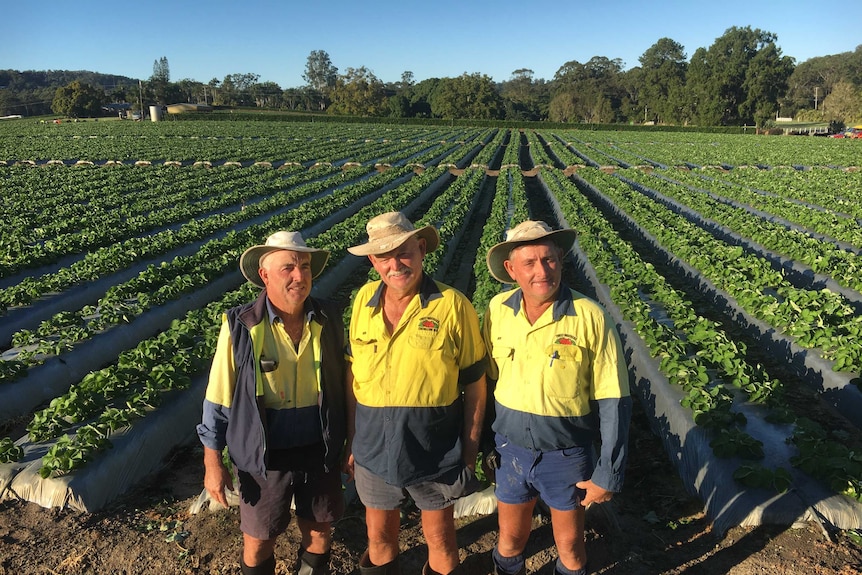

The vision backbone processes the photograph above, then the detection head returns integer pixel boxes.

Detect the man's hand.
[342,451,355,482]
[203,447,233,508]
[575,479,614,508]
[481,449,500,484]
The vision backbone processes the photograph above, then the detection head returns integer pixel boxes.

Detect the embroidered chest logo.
[418,317,440,333]
[554,334,577,346]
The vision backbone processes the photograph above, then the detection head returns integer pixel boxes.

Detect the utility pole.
[814,87,819,110]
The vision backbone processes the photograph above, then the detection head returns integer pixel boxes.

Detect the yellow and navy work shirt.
[203,298,323,451]
[348,273,487,487]
[484,285,632,492]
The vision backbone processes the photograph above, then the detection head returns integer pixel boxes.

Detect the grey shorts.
[237,444,344,540]
[354,462,480,511]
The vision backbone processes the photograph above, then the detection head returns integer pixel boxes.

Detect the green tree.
[549,57,625,123]
[685,26,793,127]
[303,50,338,110]
[499,69,550,121]
[741,43,795,129]
[822,80,862,123]
[51,80,106,118]
[388,93,411,118]
[328,66,386,116]
[149,56,171,105]
[399,71,415,90]
[638,38,687,124]
[784,47,862,117]
[430,73,503,119]
[254,81,283,108]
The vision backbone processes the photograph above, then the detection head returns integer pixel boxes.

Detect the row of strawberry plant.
[523,130,555,167]
[0,164,331,286]
[543,169,793,484]
[656,167,862,249]
[559,129,861,168]
[0,122,478,163]
[618,168,862,293]
[1,129,485,304]
[550,167,862,503]
[539,132,586,167]
[5,163,456,481]
[0,164,339,277]
[702,166,862,220]
[471,167,530,316]
[2,166,412,384]
[577,167,862,387]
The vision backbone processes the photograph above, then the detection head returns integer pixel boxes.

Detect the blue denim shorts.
[493,433,593,511]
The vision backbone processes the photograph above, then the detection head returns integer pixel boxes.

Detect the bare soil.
[1,399,860,575]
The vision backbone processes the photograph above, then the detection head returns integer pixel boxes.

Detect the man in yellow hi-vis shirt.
[482,221,632,575]
[344,212,487,575]
[197,231,347,575]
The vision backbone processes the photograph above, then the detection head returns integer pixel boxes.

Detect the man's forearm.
[461,375,487,467]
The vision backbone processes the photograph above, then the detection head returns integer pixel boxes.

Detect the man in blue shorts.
[344,212,487,575]
[197,231,347,575]
[482,220,632,575]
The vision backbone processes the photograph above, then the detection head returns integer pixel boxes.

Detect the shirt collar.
[366,272,442,309]
[502,284,576,322]
[265,296,316,324]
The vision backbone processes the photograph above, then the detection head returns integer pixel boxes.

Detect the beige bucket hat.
[347,211,440,256]
[239,231,330,287]
[486,220,578,284]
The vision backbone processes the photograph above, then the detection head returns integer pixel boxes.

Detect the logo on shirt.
[418,317,440,333]
[554,334,577,345]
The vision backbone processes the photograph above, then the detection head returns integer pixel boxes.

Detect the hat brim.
[486,229,578,284]
[240,245,330,287]
[347,225,440,257]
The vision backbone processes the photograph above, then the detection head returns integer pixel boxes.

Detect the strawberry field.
[0,119,860,535]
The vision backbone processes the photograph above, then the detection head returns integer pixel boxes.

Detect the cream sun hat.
[486,220,578,284]
[347,211,440,257]
[239,231,330,287]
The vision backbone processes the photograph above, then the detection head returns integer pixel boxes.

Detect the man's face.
[258,250,312,309]
[503,240,563,304]
[369,236,426,298]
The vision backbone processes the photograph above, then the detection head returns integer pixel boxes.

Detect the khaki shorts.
[354,462,480,511]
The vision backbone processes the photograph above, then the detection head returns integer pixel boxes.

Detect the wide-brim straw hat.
[240,231,330,287]
[347,211,440,257]
[486,220,578,284]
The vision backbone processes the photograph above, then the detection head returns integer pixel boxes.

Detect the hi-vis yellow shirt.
[347,274,487,486]
[484,286,631,458]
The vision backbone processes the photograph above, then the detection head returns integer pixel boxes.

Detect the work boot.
[295,549,331,575]
[358,550,402,575]
[241,554,276,575]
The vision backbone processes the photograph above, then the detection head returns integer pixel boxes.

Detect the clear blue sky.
[2,0,860,88]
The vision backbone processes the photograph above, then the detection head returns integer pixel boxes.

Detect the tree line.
[2,26,860,129]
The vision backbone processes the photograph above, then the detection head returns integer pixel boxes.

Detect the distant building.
[102,103,132,113]
[166,103,213,114]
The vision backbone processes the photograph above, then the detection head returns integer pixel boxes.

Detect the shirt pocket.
[350,338,380,383]
[407,330,444,350]
[543,344,586,398]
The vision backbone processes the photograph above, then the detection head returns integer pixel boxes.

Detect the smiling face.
[368,235,427,299]
[258,249,313,311]
[503,240,563,306]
